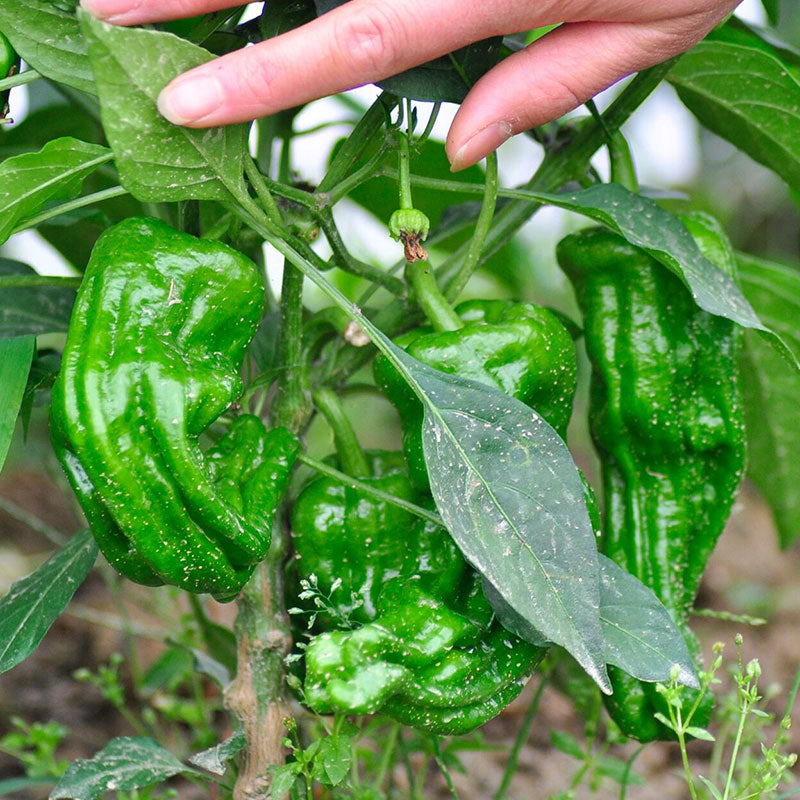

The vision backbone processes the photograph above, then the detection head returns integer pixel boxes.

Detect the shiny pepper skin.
[0,32,15,79]
[50,218,298,602]
[373,299,578,489]
[293,451,545,734]
[557,213,746,741]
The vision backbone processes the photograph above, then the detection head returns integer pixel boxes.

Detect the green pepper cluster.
[293,296,578,733]
[51,218,298,602]
[557,213,746,740]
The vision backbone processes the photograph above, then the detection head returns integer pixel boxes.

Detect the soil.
[1,460,798,800]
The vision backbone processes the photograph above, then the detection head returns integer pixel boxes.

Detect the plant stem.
[311,387,371,477]
[494,671,549,800]
[0,69,40,91]
[317,208,405,295]
[397,125,413,210]
[374,724,400,791]
[296,453,442,526]
[317,92,397,195]
[12,186,129,234]
[245,158,284,225]
[431,737,459,800]
[0,497,67,547]
[444,150,499,302]
[608,131,640,193]
[405,260,463,332]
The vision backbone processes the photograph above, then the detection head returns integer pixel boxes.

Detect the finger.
[79,0,239,26]
[446,10,733,169]
[154,0,556,127]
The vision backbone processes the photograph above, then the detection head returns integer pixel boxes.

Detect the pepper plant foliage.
[0,2,799,798]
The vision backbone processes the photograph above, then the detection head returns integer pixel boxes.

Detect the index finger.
[153,0,553,126]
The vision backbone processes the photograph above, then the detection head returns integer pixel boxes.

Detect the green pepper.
[557,213,746,740]
[0,32,15,80]
[373,292,578,489]
[292,390,545,734]
[51,218,298,602]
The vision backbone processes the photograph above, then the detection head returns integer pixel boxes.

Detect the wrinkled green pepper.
[557,213,746,740]
[373,298,578,489]
[51,218,298,602]
[292,391,546,734]
[0,32,15,80]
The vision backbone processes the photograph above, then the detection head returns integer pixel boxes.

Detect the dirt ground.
[1,459,798,800]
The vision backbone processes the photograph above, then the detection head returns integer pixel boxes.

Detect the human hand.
[79,0,740,169]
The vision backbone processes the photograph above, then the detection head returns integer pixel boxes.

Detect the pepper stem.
[397,107,414,210]
[608,131,640,193]
[312,387,371,478]
[406,259,463,333]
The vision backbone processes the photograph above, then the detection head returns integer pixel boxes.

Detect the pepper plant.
[0,2,799,799]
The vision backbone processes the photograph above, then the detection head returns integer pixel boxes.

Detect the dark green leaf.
[0,259,76,337]
[385,342,609,692]
[537,183,762,332]
[0,0,95,93]
[737,252,800,547]
[312,736,352,786]
[187,647,230,688]
[669,40,800,192]
[0,530,97,675]
[597,556,698,688]
[549,730,584,760]
[19,349,62,436]
[80,11,249,203]
[313,0,501,101]
[140,647,194,695]
[188,730,246,776]
[50,737,195,800]
[0,336,34,473]
[0,137,110,245]
[270,762,302,800]
[249,311,282,373]
[487,555,699,687]
[761,0,780,26]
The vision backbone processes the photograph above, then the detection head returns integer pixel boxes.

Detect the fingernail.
[157,76,225,125]
[449,120,513,172]
[80,0,142,23]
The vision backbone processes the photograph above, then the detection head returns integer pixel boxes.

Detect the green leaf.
[685,726,716,742]
[80,12,250,204]
[597,555,698,688]
[0,137,111,246]
[313,0,501,101]
[669,40,800,192]
[594,757,645,786]
[50,737,196,800]
[698,775,725,800]
[312,736,352,786]
[188,730,245,776]
[0,530,97,675]
[737,252,800,547]
[487,555,699,687]
[536,183,762,332]
[0,0,95,93]
[187,647,231,688]
[387,343,609,692]
[0,336,34,473]
[549,730,584,760]
[0,259,76,337]
[270,762,302,800]
[761,0,780,26]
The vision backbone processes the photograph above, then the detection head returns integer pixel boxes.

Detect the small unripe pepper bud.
[389,208,430,262]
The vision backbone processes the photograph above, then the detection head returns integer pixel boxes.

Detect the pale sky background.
[3,0,768,293]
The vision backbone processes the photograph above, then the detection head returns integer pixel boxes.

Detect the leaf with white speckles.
[0,530,97,675]
[0,137,111,246]
[485,557,698,687]
[384,342,610,693]
[0,0,95,93]
[188,730,245,776]
[80,12,249,204]
[50,737,197,800]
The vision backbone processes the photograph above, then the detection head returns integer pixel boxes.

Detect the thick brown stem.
[225,519,293,800]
